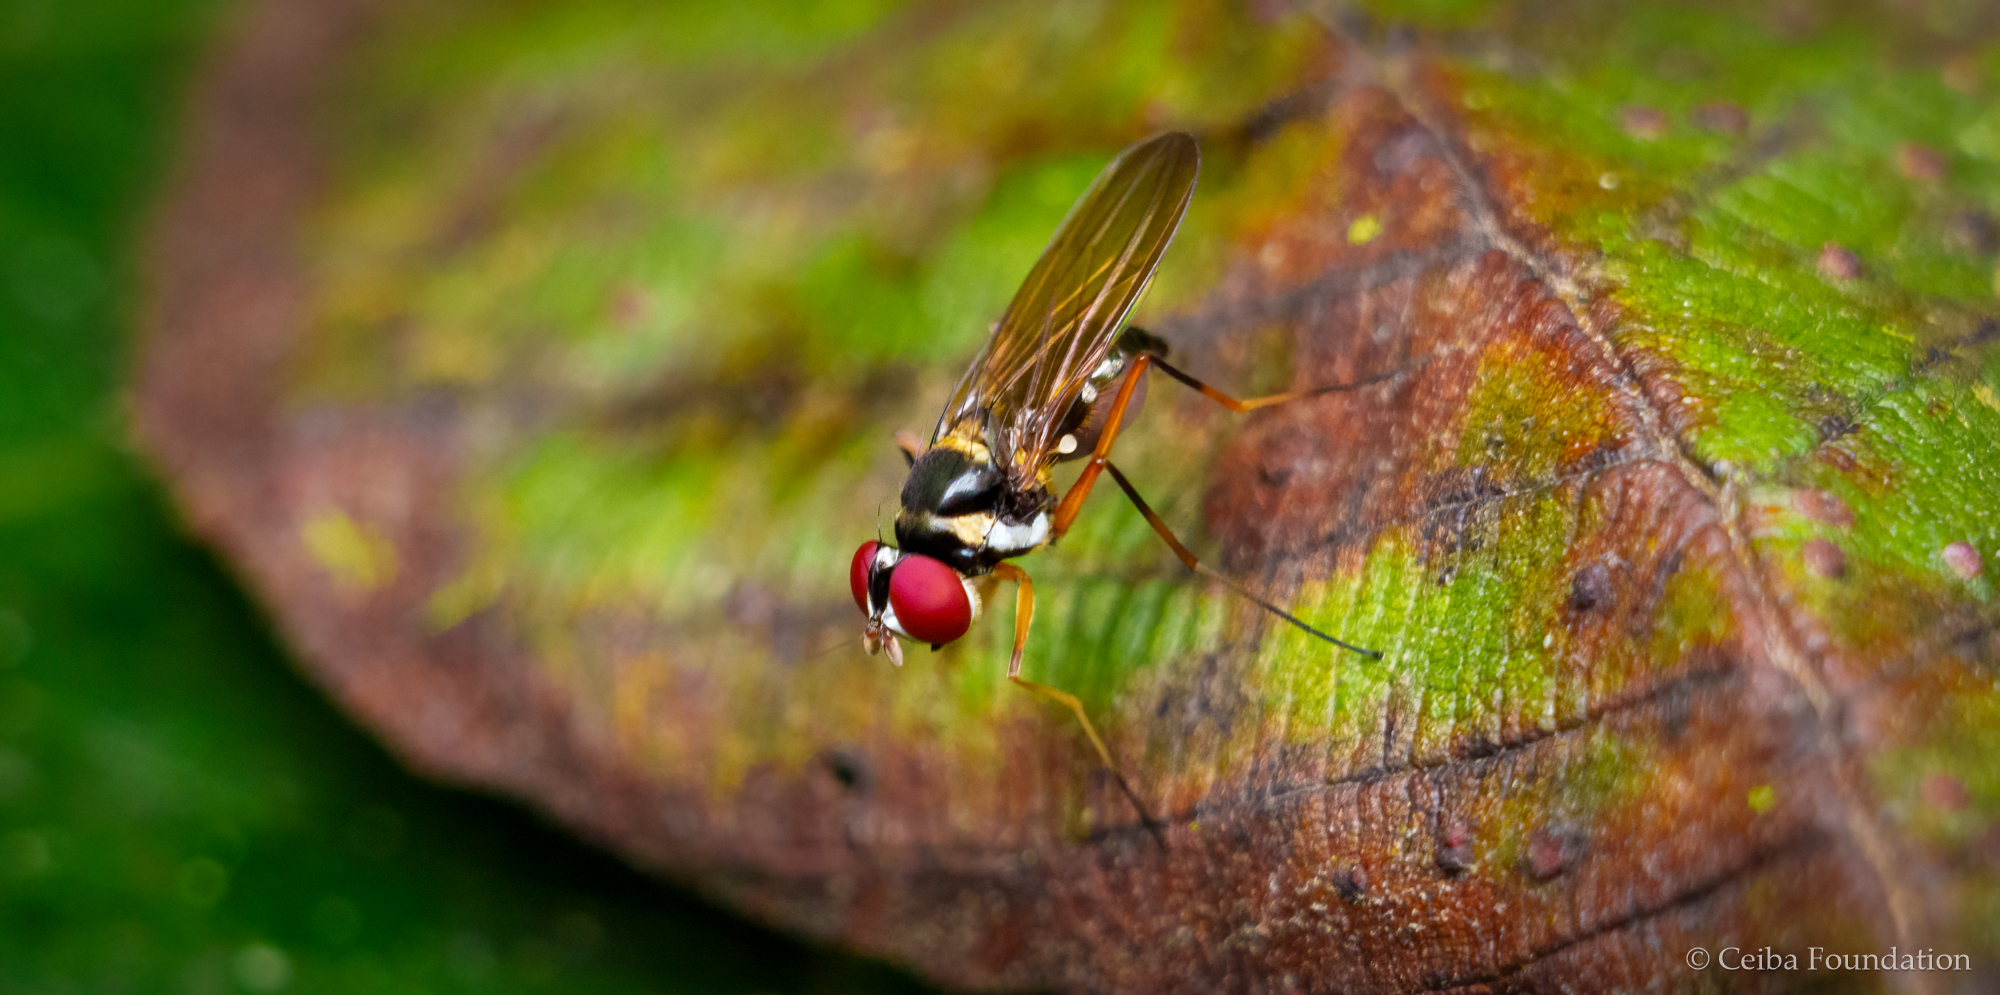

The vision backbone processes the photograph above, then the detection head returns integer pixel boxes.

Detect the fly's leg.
[1100,461,1380,659]
[1051,352,1409,536]
[1026,343,1383,838]
[990,562,1036,678]
[1049,352,1382,658]
[1123,327,1415,413]
[1051,354,1156,536]
[991,563,1163,844]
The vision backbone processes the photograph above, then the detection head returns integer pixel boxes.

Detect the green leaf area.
[1441,0,1999,894]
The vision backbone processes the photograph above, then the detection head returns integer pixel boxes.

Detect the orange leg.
[1050,355,1383,658]
[1011,350,1393,837]
[1053,354,1409,536]
[991,563,1163,843]
[990,562,1037,680]
[1052,354,1157,536]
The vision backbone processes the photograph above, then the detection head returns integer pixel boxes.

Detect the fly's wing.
[933,132,1199,488]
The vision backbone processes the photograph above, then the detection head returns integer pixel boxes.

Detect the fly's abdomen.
[1053,327,1168,462]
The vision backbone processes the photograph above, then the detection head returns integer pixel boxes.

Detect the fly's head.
[849,539,981,665]
[852,436,1047,662]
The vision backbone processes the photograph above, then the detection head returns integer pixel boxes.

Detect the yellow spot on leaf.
[408,326,499,385]
[425,556,509,632]
[301,510,399,595]
[1747,784,1776,813]
[1347,215,1381,245]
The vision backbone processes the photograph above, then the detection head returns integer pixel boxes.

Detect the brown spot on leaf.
[1921,773,1968,812]
[1793,489,1854,528]
[1894,142,1947,182]
[820,747,872,794]
[1817,242,1863,282]
[1526,826,1587,880]
[1802,538,1847,578]
[1331,866,1368,902]
[1569,561,1614,612]
[1978,824,2000,873]
[1942,541,1983,579]
[610,284,651,327]
[1691,101,1748,134]
[1943,55,1983,95]
[1947,210,1998,255]
[1436,822,1475,874]
[1246,0,1294,26]
[1816,411,1857,442]
[1620,105,1668,140]
[1816,444,1859,473]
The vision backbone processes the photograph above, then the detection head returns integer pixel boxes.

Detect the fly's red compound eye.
[887,553,972,645]
[850,540,882,613]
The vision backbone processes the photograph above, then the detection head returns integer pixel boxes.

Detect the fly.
[849,131,1392,834]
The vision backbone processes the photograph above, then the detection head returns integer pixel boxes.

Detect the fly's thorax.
[894,507,991,573]
[894,508,1051,575]
[895,434,1051,574]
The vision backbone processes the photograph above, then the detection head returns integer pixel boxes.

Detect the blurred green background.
[0,1,933,991]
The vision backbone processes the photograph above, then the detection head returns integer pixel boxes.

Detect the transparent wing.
[934,132,1199,489]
